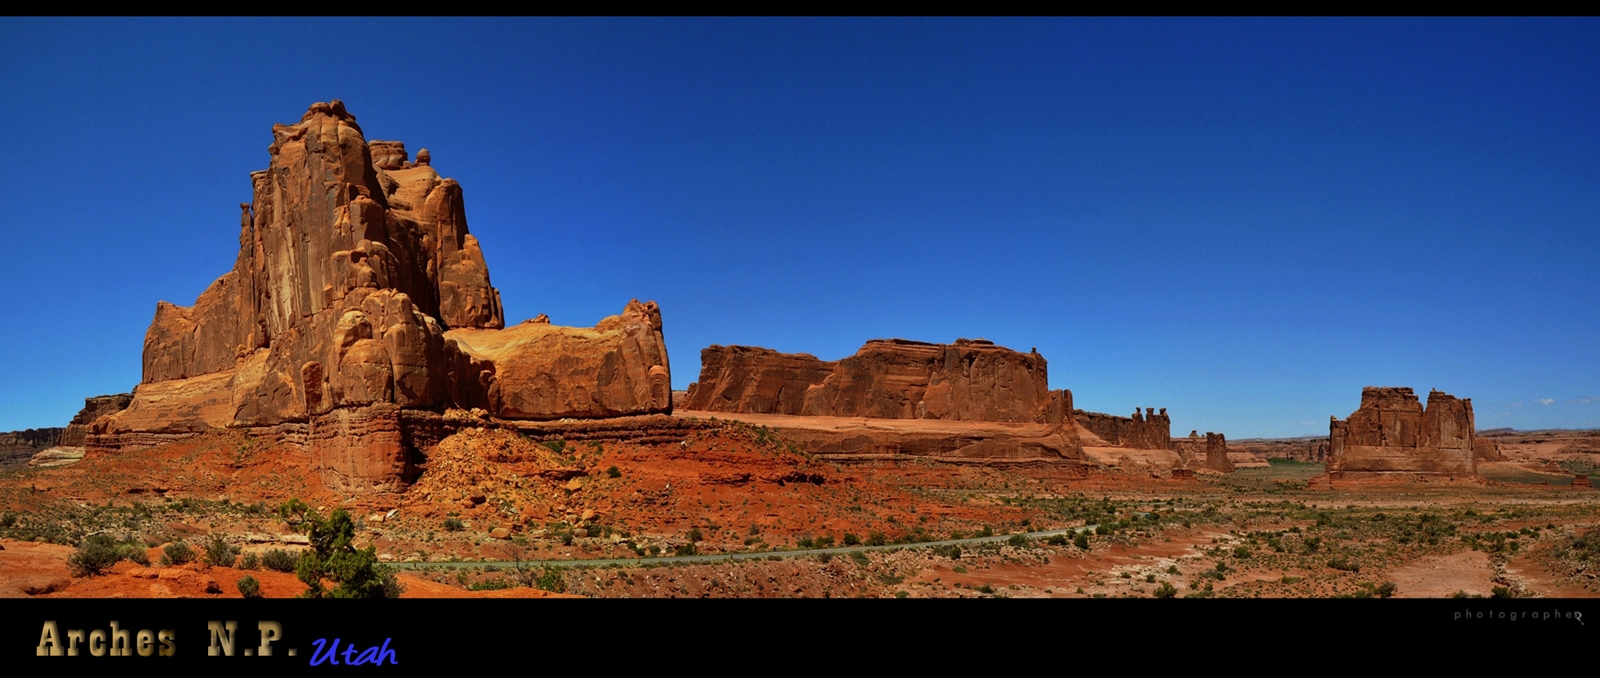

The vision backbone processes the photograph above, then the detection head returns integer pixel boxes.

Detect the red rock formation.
[1327,387,1476,475]
[1231,437,1330,463]
[801,339,1056,423]
[1073,408,1171,450]
[1203,432,1234,472]
[682,345,836,415]
[683,339,1069,425]
[96,101,672,493]
[1473,437,1503,462]
[59,394,132,447]
[0,428,63,469]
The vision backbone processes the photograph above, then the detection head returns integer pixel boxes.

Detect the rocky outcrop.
[1327,387,1476,475]
[59,394,132,447]
[96,101,672,493]
[1073,408,1171,450]
[684,339,1068,425]
[682,345,836,415]
[802,339,1061,423]
[1203,432,1235,472]
[1473,437,1503,462]
[1231,436,1330,463]
[0,428,64,469]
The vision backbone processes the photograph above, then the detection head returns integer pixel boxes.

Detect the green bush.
[236,575,261,598]
[976,526,993,538]
[894,591,909,599]
[261,549,300,573]
[1154,581,1177,598]
[674,543,698,557]
[843,533,861,546]
[1232,545,1252,559]
[203,534,240,568]
[536,565,565,593]
[686,528,703,543]
[931,544,962,559]
[606,466,621,478]
[849,551,871,567]
[160,541,196,567]
[443,517,464,532]
[238,552,261,570]
[1073,533,1090,550]
[1327,558,1359,572]
[540,440,566,454]
[69,535,144,576]
[866,531,887,546]
[1008,534,1030,548]
[277,499,403,599]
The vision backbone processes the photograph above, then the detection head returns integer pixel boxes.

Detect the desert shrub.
[817,552,833,564]
[535,565,565,593]
[236,575,261,598]
[843,533,861,546]
[1045,534,1068,546]
[674,543,698,557]
[1073,533,1090,550]
[1327,558,1359,572]
[238,552,261,570]
[815,535,835,548]
[1166,565,1180,575]
[894,591,910,599]
[1095,525,1111,536]
[0,512,16,528]
[849,551,871,567]
[867,531,887,546]
[1376,581,1397,598]
[261,549,300,573]
[277,499,403,599]
[1145,573,1156,583]
[160,541,196,567]
[796,536,815,549]
[69,535,130,576]
[976,526,993,538]
[931,544,962,559]
[203,534,240,568]
[1492,585,1516,599]
[1233,545,1252,559]
[443,517,464,532]
[976,583,995,594]
[687,528,703,543]
[1008,534,1030,548]
[540,440,566,455]
[606,466,621,478]
[1154,581,1177,598]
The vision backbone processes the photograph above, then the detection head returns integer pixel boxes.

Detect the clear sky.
[0,18,1595,437]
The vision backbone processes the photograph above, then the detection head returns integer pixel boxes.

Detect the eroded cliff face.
[1327,387,1476,475]
[96,101,671,492]
[1074,408,1172,450]
[684,339,1070,425]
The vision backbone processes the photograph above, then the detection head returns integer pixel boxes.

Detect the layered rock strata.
[93,101,671,493]
[1073,408,1172,450]
[0,428,64,469]
[1327,387,1476,475]
[59,394,132,447]
[684,339,1070,425]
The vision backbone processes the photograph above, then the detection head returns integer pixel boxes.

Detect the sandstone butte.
[89,101,672,494]
[1327,386,1477,477]
[683,339,1072,424]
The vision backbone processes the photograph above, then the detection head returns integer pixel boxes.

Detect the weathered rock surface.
[58,394,132,447]
[1203,432,1235,472]
[684,339,1068,425]
[1073,408,1171,450]
[0,428,63,470]
[96,101,672,493]
[1328,387,1477,475]
[682,345,836,415]
[1231,436,1330,463]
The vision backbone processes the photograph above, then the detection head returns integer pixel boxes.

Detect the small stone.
[574,528,589,538]
[565,478,583,492]
[204,578,223,594]
[470,494,487,505]
[580,509,596,522]
[489,528,511,539]
[368,513,385,524]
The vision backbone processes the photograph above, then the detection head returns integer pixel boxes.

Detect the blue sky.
[0,17,1595,437]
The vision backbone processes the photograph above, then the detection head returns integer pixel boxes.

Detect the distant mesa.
[683,339,1071,424]
[1327,387,1477,477]
[90,101,671,493]
[1075,407,1171,450]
